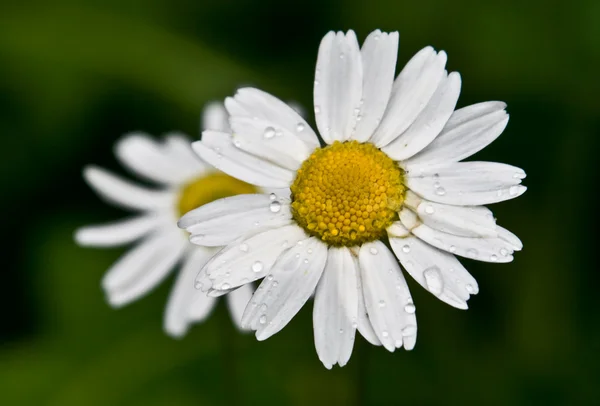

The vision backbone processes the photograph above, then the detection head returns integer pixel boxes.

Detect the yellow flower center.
[291,141,405,247]
[177,172,256,216]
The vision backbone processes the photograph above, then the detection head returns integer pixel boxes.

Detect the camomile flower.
[75,103,262,337]
[179,30,526,368]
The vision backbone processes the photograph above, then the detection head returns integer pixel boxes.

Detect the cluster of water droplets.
[431,173,446,196]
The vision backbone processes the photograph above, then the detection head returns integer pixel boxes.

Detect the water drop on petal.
[269,201,281,213]
[263,127,275,139]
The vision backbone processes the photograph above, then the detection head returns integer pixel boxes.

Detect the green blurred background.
[1,1,598,405]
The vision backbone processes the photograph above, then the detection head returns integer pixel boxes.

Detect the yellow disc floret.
[291,141,405,247]
[178,172,256,216]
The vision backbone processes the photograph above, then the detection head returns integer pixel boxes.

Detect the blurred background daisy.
[1,1,598,405]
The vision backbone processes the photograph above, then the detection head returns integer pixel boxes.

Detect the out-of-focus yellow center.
[177,172,256,216]
[291,141,405,247]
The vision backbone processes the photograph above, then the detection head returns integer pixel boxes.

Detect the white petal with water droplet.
[370,47,447,147]
[83,166,174,211]
[164,247,218,338]
[178,194,292,246]
[314,30,363,144]
[199,224,307,290]
[402,192,497,238]
[226,87,319,150]
[313,247,358,369]
[359,241,417,351]
[382,71,461,160]
[75,214,164,247]
[242,238,327,340]
[404,101,508,167]
[229,116,311,170]
[405,161,527,205]
[351,30,398,142]
[193,132,295,188]
[389,235,478,309]
[408,223,517,263]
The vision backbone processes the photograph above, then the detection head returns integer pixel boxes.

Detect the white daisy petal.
[199,224,307,291]
[497,225,523,251]
[75,214,162,247]
[115,133,196,185]
[359,241,417,351]
[179,194,293,247]
[226,284,254,330]
[371,47,447,147]
[355,255,381,346]
[351,30,398,143]
[207,288,234,297]
[314,30,363,144]
[186,294,217,324]
[382,71,461,160]
[242,237,327,341]
[164,247,217,338]
[163,133,208,176]
[405,161,527,205]
[313,247,358,369]
[83,166,174,211]
[403,191,497,238]
[194,131,295,188]
[229,116,312,170]
[104,233,186,307]
[404,220,516,263]
[389,230,478,309]
[202,101,231,132]
[404,101,509,167]
[227,87,319,150]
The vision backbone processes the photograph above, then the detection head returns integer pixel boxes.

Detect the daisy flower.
[179,30,526,368]
[75,103,261,337]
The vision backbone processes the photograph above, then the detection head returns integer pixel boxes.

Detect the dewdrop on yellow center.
[291,141,406,247]
[178,172,256,216]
